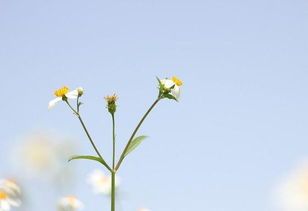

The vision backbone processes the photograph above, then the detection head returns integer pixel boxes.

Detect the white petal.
[58,196,83,210]
[1,180,21,196]
[65,89,78,99]
[171,85,180,100]
[87,170,112,194]
[48,97,62,109]
[161,79,180,100]
[0,200,10,211]
[160,79,175,89]
[74,200,84,209]
[8,198,20,207]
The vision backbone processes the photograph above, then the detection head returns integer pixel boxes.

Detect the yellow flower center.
[54,86,69,97]
[0,192,7,199]
[67,195,76,203]
[99,176,109,184]
[171,76,183,86]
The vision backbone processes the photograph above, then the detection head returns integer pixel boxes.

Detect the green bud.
[77,87,84,97]
[104,94,118,114]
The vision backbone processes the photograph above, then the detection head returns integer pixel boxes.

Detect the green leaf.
[124,136,148,157]
[69,155,111,171]
[156,76,162,86]
[164,93,177,101]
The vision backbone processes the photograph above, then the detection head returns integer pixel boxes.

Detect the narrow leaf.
[156,76,162,86]
[124,136,148,157]
[69,155,111,171]
[165,94,177,101]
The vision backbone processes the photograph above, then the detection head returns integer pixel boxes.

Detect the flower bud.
[104,94,118,114]
[77,87,84,97]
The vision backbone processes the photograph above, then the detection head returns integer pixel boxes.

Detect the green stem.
[111,171,116,211]
[76,96,80,113]
[65,100,112,172]
[77,116,103,160]
[115,97,161,170]
[111,113,116,211]
[111,114,116,169]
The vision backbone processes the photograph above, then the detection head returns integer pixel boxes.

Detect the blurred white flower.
[160,76,183,100]
[87,170,120,195]
[48,86,81,109]
[137,208,151,211]
[276,161,308,211]
[12,133,76,185]
[0,179,20,197]
[0,179,21,211]
[58,195,83,211]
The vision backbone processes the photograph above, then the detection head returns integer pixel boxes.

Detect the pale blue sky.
[0,0,308,210]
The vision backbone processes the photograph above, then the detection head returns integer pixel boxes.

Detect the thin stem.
[111,171,116,211]
[77,96,80,113]
[65,100,112,172]
[115,97,161,170]
[111,113,116,211]
[111,114,116,169]
[77,116,103,160]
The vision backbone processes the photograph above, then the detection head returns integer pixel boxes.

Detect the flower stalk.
[111,112,116,211]
[111,170,116,211]
[105,94,119,211]
[112,114,116,169]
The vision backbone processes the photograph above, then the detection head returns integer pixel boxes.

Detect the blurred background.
[0,0,308,210]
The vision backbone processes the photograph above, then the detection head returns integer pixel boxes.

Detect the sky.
[0,0,308,210]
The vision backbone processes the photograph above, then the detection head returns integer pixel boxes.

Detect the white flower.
[0,192,20,211]
[14,135,61,176]
[12,133,76,185]
[58,196,83,211]
[275,162,308,211]
[0,179,20,197]
[160,76,183,100]
[48,86,81,109]
[137,208,151,211]
[87,170,120,195]
[0,179,21,211]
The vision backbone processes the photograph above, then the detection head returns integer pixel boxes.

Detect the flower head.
[159,76,183,101]
[104,94,118,114]
[137,208,151,211]
[0,179,20,196]
[104,94,118,103]
[171,76,183,86]
[54,86,69,97]
[58,195,83,211]
[275,161,308,211]
[12,133,76,184]
[0,179,21,211]
[48,86,82,109]
[87,169,120,195]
